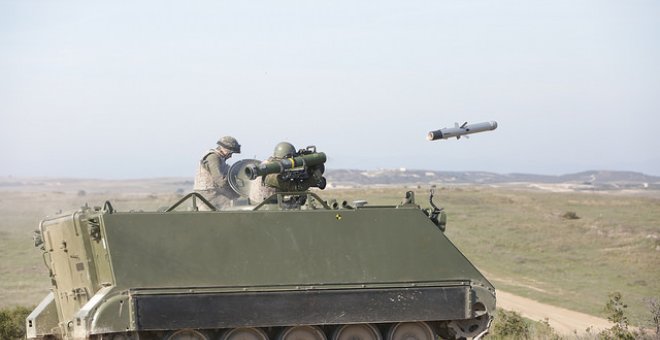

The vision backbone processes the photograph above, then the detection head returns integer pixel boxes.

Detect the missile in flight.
[427,121,498,141]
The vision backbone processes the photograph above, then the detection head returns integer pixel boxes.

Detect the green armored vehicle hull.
[27,192,495,340]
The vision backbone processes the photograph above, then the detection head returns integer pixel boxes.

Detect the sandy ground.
[498,290,613,335]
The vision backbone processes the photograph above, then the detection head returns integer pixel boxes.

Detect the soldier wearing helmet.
[194,136,241,210]
[272,141,296,159]
[248,142,325,204]
[248,142,296,203]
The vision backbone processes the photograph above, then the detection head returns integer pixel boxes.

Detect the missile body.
[427,121,498,141]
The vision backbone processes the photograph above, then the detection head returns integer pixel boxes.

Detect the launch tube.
[245,152,327,180]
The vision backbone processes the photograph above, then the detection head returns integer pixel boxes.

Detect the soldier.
[248,142,296,203]
[194,136,241,210]
[248,142,325,204]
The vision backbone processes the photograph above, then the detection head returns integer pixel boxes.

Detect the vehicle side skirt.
[134,286,470,330]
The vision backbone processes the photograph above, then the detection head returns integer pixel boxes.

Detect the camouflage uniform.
[248,170,278,203]
[247,143,294,204]
[249,175,277,204]
[194,136,241,210]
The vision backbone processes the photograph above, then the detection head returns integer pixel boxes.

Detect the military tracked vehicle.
[27,145,496,340]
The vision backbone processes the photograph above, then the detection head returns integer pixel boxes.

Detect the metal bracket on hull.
[165,192,217,212]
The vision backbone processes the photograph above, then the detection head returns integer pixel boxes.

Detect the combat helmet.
[273,142,296,158]
[217,136,241,153]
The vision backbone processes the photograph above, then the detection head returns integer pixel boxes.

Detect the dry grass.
[1,184,659,327]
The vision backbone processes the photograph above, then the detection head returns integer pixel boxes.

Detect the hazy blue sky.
[1,1,659,178]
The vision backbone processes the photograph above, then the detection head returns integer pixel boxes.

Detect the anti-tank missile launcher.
[244,146,327,191]
[245,150,326,180]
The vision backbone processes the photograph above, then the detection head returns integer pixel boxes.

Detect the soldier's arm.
[263,173,279,188]
[205,154,228,185]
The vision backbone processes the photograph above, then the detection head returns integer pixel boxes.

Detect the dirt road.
[497,290,613,335]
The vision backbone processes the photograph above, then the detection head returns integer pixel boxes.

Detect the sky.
[1,0,659,178]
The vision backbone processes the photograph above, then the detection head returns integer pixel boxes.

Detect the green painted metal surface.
[28,193,495,339]
[102,208,487,288]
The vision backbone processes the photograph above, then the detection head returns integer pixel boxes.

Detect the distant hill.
[0,177,193,194]
[324,169,660,190]
[1,170,658,193]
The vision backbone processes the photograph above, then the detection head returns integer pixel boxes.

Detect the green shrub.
[533,318,562,340]
[561,211,580,220]
[598,292,635,340]
[0,306,31,340]
[490,310,531,339]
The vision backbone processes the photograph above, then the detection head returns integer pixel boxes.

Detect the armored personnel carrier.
[26,145,496,340]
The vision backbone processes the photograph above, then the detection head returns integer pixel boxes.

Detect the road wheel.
[221,328,269,340]
[386,322,434,340]
[332,324,381,340]
[164,329,210,340]
[278,326,326,340]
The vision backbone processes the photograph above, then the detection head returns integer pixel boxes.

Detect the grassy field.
[1,184,658,327]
